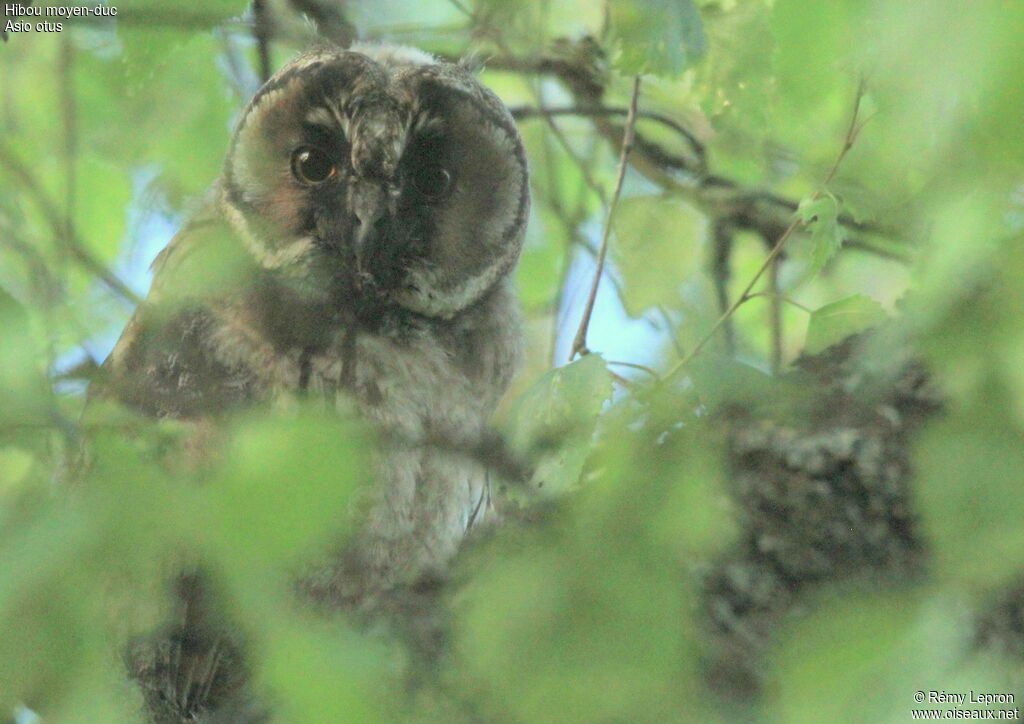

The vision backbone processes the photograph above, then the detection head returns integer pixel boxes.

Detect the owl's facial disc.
[224,46,529,318]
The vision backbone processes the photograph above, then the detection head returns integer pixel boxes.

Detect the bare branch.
[822,77,866,187]
[569,76,642,362]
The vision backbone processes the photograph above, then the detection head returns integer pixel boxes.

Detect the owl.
[99,44,529,720]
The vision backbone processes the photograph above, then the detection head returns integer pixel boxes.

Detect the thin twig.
[530,170,631,314]
[663,80,867,382]
[768,255,782,374]
[570,135,602,218]
[666,220,800,378]
[822,77,867,187]
[533,106,608,205]
[569,76,642,361]
[493,31,616,354]
[521,98,619,363]
[523,80,611,367]
[532,85,574,367]
[608,369,633,388]
[655,305,686,359]
[531,81,606,220]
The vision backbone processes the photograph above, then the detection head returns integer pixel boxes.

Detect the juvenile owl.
[100,44,529,720]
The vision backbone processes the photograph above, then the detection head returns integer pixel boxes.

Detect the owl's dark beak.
[349,180,395,280]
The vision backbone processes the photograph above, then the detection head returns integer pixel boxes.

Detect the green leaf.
[106,32,234,201]
[0,287,48,427]
[690,355,810,415]
[915,405,1024,589]
[76,155,132,262]
[207,412,370,570]
[609,0,707,77]
[0,447,36,496]
[258,622,393,723]
[772,0,862,102]
[769,591,979,724]
[517,206,567,313]
[455,531,700,722]
[612,195,704,316]
[804,294,887,356]
[798,194,845,273]
[503,355,612,496]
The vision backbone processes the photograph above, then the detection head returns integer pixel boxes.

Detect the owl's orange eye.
[412,165,454,202]
[291,147,336,185]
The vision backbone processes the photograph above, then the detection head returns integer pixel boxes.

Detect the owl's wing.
[96,192,262,419]
[90,195,268,720]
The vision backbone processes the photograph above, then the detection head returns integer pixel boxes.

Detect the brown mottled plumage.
[99,44,529,721]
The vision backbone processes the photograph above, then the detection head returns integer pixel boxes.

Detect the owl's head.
[222,44,529,320]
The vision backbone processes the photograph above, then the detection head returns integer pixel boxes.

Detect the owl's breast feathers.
[100,197,521,436]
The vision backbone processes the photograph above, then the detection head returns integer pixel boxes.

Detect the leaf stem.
[745,292,813,314]
[606,360,661,379]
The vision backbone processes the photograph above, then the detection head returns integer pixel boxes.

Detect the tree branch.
[251,0,273,83]
[510,105,705,172]
[488,49,908,265]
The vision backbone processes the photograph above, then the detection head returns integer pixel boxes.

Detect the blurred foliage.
[803,294,887,357]
[1,0,1023,721]
[608,0,706,77]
